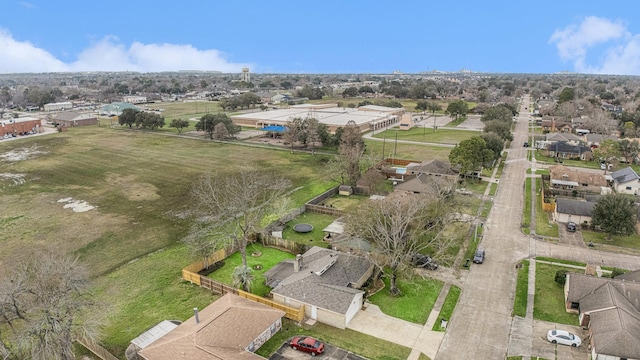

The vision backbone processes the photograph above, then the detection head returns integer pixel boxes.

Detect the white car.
[547,329,581,347]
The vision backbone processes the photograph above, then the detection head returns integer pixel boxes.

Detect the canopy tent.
[260,125,288,133]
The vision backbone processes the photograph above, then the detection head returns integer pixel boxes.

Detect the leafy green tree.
[136,112,165,130]
[415,100,429,113]
[481,104,513,123]
[169,118,190,134]
[358,85,375,94]
[480,133,504,161]
[118,108,139,128]
[558,87,575,103]
[593,139,621,169]
[592,194,638,239]
[619,139,640,164]
[196,113,239,139]
[342,87,359,98]
[483,120,513,141]
[448,136,491,175]
[445,100,469,120]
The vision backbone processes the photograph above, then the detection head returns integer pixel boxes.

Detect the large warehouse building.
[231,103,403,133]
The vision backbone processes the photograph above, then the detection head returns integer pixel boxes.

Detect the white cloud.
[549,16,640,75]
[0,30,250,73]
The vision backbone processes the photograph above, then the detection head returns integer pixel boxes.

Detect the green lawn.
[93,245,218,356]
[535,179,559,237]
[371,128,478,145]
[489,183,498,196]
[256,319,412,360]
[534,150,601,169]
[522,178,532,231]
[432,285,461,331]
[582,230,640,251]
[364,139,451,161]
[513,260,529,317]
[207,243,295,296]
[322,194,369,212]
[460,179,488,195]
[533,263,579,326]
[368,275,443,324]
[495,158,506,178]
[282,212,338,245]
[480,200,493,219]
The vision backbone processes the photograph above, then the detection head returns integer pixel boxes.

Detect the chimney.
[193,307,200,324]
[293,254,303,272]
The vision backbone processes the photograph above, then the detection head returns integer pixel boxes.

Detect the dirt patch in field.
[106,174,160,201]
[0,193,129,269]
[0,173,27,186]
[57,197,96,212]
[0,145,49,162]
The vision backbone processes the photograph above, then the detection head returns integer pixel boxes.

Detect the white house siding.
[344,293,363,326]
[555,212,591,225]
[615,183,640,195]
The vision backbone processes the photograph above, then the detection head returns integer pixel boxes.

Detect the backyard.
[282,212,338,245]
[207,243,295,296]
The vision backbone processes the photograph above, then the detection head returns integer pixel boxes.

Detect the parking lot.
[269,339,368,360]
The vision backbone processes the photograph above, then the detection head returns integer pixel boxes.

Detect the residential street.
[435,96,533,359]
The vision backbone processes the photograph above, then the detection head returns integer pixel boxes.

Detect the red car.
[290,336,325,356]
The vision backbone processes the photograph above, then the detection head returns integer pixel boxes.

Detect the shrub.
[611,268,626,278]
[554,270,568,286]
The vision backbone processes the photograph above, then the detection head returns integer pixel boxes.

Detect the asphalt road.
[435,96,533,359]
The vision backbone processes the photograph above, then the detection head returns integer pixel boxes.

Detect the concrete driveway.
[531,320,589,360]
[269,339,368,360]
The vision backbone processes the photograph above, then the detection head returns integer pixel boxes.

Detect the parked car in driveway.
[473,249,485,264]
[547,329,581,347]
[410,253,438,270]
[290,336,325,356]
[567,221,577,232]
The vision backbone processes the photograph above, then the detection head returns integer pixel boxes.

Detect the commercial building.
[0,117,42,136]
[44,102,73,112]
[231,103,403,133]
[52,112,98,127]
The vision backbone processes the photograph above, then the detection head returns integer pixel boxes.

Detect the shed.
[338,185,353,196]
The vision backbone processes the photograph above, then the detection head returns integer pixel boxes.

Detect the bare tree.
[212,122,229,140]
[585,108,617,135]
[345,193,456,296]
[0,253,100,360]
[191,169,292,267]
[283,118,303,153]
[305,117,321,154]
[338,120,365,186]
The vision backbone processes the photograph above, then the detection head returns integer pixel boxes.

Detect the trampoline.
[293,223,313,233]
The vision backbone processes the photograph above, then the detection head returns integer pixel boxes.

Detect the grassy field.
[368,275,443,324]
[0,125,339,356]
[322,193,369,211]
[364,139,451,161]
[255,319,412,360]
[371,128,478,145]
[143,100,223,120]
[513,260,529,317]
[432,285,461,331]
[207,243,295,296]
[533,263,579,326]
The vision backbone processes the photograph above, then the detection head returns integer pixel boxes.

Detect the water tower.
[241,67,250,83]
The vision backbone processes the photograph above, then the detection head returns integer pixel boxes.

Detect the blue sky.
[1,0,639,75]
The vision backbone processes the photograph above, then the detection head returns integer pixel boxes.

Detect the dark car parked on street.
[473,249,486,264]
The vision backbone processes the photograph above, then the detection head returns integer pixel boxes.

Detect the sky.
[1,1,640,75]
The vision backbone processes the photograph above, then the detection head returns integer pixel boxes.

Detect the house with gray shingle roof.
[565,271,640,360]
[611,167,640,195]
[264,246,373,329]
[555,198,596,224]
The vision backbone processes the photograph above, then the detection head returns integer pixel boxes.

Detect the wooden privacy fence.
[259,235,310,254]
[76,336,119,360]
[182,255,305,322]
[305,203,344,217]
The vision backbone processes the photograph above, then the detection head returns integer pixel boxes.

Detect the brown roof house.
[549,165,608,195]
[394,173,457,196]
[52,112,98,127]
[564,270,640,360]
[136,293,285,360]
[406,159,459,179]
[264,246,373,329]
